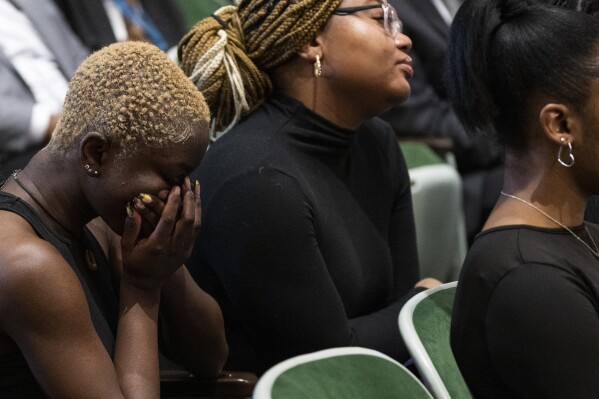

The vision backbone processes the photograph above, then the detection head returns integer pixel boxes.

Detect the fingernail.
[139,193,152,204]
[134,198,146,210]
[126,202,134,217]
[184,176,191,189]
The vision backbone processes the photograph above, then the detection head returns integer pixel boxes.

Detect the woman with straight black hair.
[448,0,599,397]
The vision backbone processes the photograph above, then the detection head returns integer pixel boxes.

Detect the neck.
[487,151,587,229]
[274,63,372,130]
[4,151,93,240]
[294,85,368,130]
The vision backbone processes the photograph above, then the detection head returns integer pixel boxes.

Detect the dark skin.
[45,114,61,142]
[88,184,228,377]
[275,0,414,130]
[0,129,227,398]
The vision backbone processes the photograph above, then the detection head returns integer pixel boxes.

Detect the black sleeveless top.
[0,192,118,397]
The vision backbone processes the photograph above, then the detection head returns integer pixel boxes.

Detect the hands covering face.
[120,177,201,290]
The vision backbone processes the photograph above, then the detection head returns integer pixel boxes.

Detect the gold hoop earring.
[314,55,322,78]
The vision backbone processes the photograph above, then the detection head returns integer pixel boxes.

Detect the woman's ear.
[80,132,110,177]
[539,103,580,146]
[297,35,323,63]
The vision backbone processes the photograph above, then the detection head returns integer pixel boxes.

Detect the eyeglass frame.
[332,2,403,37]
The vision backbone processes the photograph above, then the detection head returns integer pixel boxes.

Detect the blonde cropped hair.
[48,41,210,157]
[178,0,342,138]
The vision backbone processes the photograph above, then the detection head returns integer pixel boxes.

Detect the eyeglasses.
[332,1,403,37]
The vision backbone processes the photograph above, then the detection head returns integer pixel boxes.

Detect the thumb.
[121,203,141,250]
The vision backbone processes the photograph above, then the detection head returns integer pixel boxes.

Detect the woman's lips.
[397,58,414,79]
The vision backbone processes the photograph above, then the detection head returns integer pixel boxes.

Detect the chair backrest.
[400,141,467,282]
[399,282,471,399]
[253,347,433,399]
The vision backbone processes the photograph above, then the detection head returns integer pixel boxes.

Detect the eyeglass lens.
[382,2,403,37]
[332,2,403,37]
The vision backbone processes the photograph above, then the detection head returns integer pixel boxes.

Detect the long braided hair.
[178,0,342,139]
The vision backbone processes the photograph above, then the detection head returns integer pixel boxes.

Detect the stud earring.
[557,137,575,168]
[84,164,100,177]
[314,55,322,78]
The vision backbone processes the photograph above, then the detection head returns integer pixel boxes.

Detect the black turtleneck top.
[189,93,421,374]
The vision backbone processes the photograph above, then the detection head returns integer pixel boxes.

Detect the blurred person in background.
[0,0,88,179]
[52,0,187,52]
[383,0,503,243]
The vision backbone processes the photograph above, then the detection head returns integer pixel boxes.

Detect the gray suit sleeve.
[0,0,89,153]
[0,51,36,152]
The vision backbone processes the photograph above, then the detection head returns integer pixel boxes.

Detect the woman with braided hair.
[0,41,227,397]
[448,0,599,397]
[179,0,441,374]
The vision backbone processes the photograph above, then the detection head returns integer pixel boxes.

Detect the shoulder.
[197,110,307,202]
[200,114,284,174]
[362,117,396,137]
[357,118,407,176]
[464,226,571,274]
[0,212,88,331]
[201,166,307,217]
[462,226,599,307]
[456,227,531,313]
[357,118,400,154]
[196,167,313,265]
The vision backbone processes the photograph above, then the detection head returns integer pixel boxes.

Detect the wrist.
[121,259,179,291]
[120,274,163,297]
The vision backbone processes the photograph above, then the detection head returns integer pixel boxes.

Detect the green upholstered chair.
[253,347,433,399]
[176,0,233,29]
[399,141,467,282]
[398,282,472,399]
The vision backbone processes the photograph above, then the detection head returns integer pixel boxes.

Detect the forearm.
[114,282,161,399]
[349,286,424,359]
[159,266,227,378]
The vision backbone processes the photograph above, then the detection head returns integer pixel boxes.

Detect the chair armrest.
[160,369,258,398]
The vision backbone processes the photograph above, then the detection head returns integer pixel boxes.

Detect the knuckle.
[162,216,176,225]
[180,216,194,228]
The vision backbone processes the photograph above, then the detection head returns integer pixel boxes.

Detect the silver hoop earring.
[314,55,322,78]
[84,164,100,177]
[557,139,575,168]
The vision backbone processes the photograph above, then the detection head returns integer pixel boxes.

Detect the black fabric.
[585,196,599,223]
[189,92,422,375]
[0,192,117,396]
[51,0,186,51]
[451,223,599,398]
